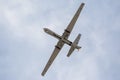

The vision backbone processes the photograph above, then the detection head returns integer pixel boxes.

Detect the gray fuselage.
[44,28,72,46]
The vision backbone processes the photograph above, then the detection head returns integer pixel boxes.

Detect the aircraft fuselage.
[44,28,72,46]
[43,28,81,49]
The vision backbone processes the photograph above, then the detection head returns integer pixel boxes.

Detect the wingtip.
[81,2,85,5]
[41,73,45,76]
[41,70,46,76]
[78,33,81,37]
[67,54,70,57]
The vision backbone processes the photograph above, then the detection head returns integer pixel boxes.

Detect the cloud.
[0,0,120,80]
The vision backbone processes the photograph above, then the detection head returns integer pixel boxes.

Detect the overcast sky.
[0,0,120,80]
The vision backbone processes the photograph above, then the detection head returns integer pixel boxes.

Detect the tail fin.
[67,34,81,57]
[67,46,75,57]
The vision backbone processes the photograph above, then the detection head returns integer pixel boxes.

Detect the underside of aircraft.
[41,2,85,76]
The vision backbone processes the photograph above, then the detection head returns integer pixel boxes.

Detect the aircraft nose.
[43,28,47,31]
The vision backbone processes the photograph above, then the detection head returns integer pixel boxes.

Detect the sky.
[0,0,120,80]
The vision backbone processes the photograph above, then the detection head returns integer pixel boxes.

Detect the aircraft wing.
[41,40,64,76]
[62,3,84,39]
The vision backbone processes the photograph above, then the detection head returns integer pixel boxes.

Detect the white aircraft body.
[42,3,85,76]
